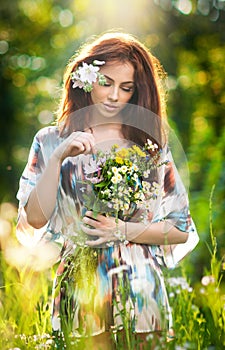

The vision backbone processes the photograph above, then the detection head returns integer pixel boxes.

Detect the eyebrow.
[104,75,134,84]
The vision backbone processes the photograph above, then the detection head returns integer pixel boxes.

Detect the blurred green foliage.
[0,0,224,279]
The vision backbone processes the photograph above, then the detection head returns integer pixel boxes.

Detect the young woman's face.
[91,60,135,117]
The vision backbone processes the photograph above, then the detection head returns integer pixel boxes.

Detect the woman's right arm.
[25,131,95,229]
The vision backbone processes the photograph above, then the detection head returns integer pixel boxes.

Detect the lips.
[103,103,119,111]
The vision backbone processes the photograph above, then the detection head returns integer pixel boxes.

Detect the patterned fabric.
[16,126,199,336]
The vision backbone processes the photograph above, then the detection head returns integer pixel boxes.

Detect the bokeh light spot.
[13,73,26,87]
[59,9,73,27]
[0,40,9,54]
[176,0,192,15]
[31,56,46,71]
[38,110,54,125]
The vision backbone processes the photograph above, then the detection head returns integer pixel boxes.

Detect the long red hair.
[57,32,167,147]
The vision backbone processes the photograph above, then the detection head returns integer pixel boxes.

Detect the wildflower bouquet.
[79,139,167,244]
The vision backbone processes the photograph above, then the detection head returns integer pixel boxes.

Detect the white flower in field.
[201,275,215,286]
[152,181,159,189]
[120,165,128,174]
[132,173,139,181]
[112,166,119,174]
[143,170,150,178]
[139,193,145,201]
[124,196,130,203]
[146,333,154,341]
[132,164,139,171]
[142,181,151,190]
[111,173,122,184]
[123,203,130,210]
[145,202,152,210]
[113,203,119,210]
[123,188,130,196]
[111,176,118,184]
[167,277,192,292]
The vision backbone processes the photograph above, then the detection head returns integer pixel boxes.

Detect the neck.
[88,123,123,142]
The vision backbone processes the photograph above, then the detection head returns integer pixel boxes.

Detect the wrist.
[113,220,128,243]
[50,152,64,167]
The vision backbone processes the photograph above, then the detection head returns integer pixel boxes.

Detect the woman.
[16,32,199,349]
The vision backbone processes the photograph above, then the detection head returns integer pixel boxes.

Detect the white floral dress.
[16,126,199,337]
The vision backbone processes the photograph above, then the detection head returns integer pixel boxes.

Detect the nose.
[108,86,119,102]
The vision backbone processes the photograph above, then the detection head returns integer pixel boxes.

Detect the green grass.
[0,190,224,349]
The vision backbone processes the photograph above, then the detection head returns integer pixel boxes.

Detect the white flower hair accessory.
[71,60,106,92]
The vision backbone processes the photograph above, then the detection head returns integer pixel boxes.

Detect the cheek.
[122,92,134,103]
[91,90,99,104]
[91,86,104,103]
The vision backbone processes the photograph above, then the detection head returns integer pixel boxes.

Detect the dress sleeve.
[15,128,63,267]
[152,148,199,268]
[17,130,45,208]
[15,130,48,245]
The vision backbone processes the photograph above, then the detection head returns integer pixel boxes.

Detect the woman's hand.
[80,211,126,247]
[53,131,96,163]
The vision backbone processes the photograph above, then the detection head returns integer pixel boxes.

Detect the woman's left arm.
[81,212,188,247]
[125,220,188,245]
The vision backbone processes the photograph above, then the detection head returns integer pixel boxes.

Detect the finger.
[80,223,103,237]
[71,132,96,155]
[81,139,95,155]
[72,131,95,145]
[70,141,86,155]
[85,211,105,221]
[86,238,105,247]
[76,137,95,155]
[82,216,101,228]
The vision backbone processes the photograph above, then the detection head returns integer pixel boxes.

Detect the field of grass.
[0,197,224,350]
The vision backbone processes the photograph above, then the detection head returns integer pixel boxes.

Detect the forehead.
[100,61,134,81]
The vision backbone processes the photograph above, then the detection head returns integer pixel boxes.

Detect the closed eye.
[121,86,134,92]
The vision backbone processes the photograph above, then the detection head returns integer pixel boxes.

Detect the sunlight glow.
[71,0,161,37]
[175,0,192,15]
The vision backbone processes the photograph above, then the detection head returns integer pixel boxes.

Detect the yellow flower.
[115,148,129,159]
[131,145,146,157]
[112,144,119,151]
[115,156,123,164]
[123,203,130,210]
[125,160,132,167]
